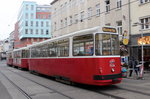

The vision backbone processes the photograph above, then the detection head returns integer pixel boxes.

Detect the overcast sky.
[0,0,53,40]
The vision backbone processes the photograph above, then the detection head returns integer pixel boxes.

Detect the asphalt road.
[1,60,150,99]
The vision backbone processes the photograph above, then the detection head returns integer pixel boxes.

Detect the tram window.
[31,47,41,57]
[73,34,94,56]
[95,33,120,56]
[14,51,21,58]
[7,53,12,58]
[95,34,102,55]
[102,34,111,55]
[111,35,120,55]
[39,44,49,57]
[22,50,29,58]
[48,42,57,57]
[57,39,69,57]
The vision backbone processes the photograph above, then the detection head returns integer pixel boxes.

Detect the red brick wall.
[36,12,51,19]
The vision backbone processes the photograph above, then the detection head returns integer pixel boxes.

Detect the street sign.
[122,30,129,45]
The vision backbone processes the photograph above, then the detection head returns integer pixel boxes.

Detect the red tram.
[7,26,122,86]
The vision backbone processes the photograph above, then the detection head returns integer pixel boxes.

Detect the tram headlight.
[111,68,115,73]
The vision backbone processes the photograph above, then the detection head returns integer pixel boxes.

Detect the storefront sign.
[138,36,150,45]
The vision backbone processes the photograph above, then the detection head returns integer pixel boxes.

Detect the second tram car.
[13,47,29,69]
[27,26,122,86]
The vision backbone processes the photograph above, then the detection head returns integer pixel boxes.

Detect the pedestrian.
[128,57,139,77]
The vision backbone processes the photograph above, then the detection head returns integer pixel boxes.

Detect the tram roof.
[13,46,29,52]
[28,26,100,48]
[13,26,118,50]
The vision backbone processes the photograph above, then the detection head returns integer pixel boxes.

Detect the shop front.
[130,34,150,70]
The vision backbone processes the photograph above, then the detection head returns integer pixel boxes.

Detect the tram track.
[92,85,150,98]
[5,68,73,99]
[6,67,150,99]
[117,87,150,97]
[0,70,32,99]
[75,82,150,99]
[7,68,126,99]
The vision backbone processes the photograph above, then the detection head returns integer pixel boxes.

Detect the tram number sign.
[102,27,117,33]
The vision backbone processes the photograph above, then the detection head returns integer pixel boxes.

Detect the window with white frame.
[46,21,49,27]
[116,21,122,35]
[36,29,38,34]
[31,21,33,26]
[25,29,28,34]
[87,7,92,19]
[25,13,28,19]
[41,29,44,34]
[117,0,122,8]
[46,30,49,35]
[140,17,150,29]
[60,4,63,8]
[25,21,28,26]
[140,0,150,4]
[69,0,72,7]
[65,2,67,7]
[31,13,34,19]
[96,4,100,16]
[36,21,38,27]
[54,22,57,31]
[105,0,110,12]
[26,5,28,10]
[80,11,84,22]
[31,5,34,10]
[74,14,78,24]
[41,21,44,27]
[65,18,67,27]
[30,29,33,34]
[60,20,63,28]
[69,16,73,25]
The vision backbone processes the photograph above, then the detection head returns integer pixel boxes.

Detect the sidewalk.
[125,70,150,80]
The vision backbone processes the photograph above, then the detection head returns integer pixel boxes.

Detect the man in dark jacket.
[129,57,139,77]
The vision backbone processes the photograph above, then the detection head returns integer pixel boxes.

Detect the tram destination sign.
[102,27,117,33]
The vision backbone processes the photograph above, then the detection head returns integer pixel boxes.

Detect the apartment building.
[130,0,150,66]
[51,0,129,42]
[17,1,51,48]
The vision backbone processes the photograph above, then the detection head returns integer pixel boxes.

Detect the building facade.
[51,0,129,42]
[130,0,150,68]
[17,1,51,48]
[8,31,15,51]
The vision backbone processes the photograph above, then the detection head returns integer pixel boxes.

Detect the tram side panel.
[6,58,13,66]
[13,58,21,67]
[28,57,122,86]
[21,59,29,69]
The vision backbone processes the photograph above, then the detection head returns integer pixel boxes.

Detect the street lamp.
[132,22,145,79]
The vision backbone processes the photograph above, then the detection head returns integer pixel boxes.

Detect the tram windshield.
[95,33,120,56]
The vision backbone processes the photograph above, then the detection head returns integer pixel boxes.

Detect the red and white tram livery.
[28,26,122,86]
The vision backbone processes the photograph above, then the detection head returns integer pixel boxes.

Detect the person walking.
[128,57,139,77]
